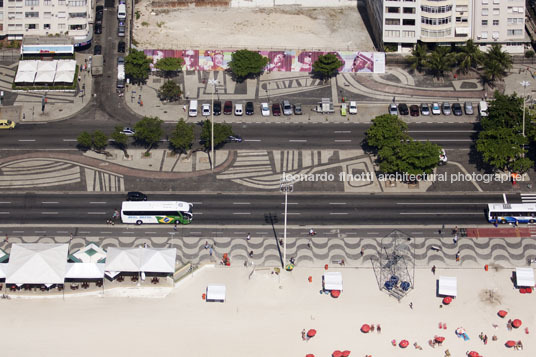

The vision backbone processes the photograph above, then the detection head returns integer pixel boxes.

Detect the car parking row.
[389,101,475,117]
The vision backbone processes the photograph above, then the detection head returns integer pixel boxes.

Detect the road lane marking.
[408,130,476,133]
[41,212,58,214]
[286,212,301,215]
[398,202,486,205]
[289,139,307,142]
[18,139,36,142]
[87,212,106,214]
[42,201,59,204]
[330,212,348,215]
[63,139,78,142]
[122,232,134,234]
[90,202,107,204]
[367,232,379,235]
[415,139,473,142]
[233,212,251,215]
[35,231,46,233]
[233,202,251,205]
[192,202,203,205]
[399,212,482,215]
[0,212,10,214]
[329,202,347,205]
[0,202,11,204]
[334,140,351,142]
[281,202,298,205]
[334,131,351,133]
[244,139,261,142]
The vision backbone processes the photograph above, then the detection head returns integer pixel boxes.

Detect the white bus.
[487,203,536,224]
[121,201,193,225]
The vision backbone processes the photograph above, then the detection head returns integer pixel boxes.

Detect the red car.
[223,101,233,115]
[272,103,281,116]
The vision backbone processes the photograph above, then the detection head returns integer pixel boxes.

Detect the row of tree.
[76,117,234,157]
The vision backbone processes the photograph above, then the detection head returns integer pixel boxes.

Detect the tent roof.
[206,285,226,302]
[18,60,38,72]
[15,71,36,83]
[516,267,535,287]
[56,59,76,72]
[323,272,343,291]
[70,243,106,263]
[54,70,75,83]
[105,247,176,273]
[438,276,457,297]
[65,263,105,279]
[6,243,68,284]
[0,264,6,279]
[37,60,58,72]
[34,70,55,83]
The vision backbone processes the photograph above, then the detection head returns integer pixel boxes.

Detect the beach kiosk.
[206,284,226,303]
[438,276,457,297]
[323,272,343,291]
[515,267,534,289]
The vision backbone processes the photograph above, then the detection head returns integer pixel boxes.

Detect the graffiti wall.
[144,49,386,73]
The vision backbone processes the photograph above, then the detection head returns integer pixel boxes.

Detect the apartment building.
[364,0,528,53]
[0,0,95,48]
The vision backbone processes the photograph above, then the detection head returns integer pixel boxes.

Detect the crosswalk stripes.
[521,193,536,203]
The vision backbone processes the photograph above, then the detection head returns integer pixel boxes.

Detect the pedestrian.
[360,248,364,257]
[174,221,177,231]
[307,242,312,249]
[409,302,413,309]
[69,233,73,242]
[453,226,458,235]
[301,329,306,341]
[309,228,316,236]
[507,319,512,331]
[483,335,488,345]
[340,259,345,266]
[247,233,251,241]
[279,239,283,246]
[453,234,458,244]
[456,250,460,262]
[209,246,213,256]
[249,250,253,258]
[204,241,210,249]
[370,324,375,332]
[113,209,119,222]
[377,324,381,333]
[479,332,484,341]
[4,234,8,243]
[290,257,296,265]
[183,105,186,112]
[432,265,436,275]
[78,75,81,83]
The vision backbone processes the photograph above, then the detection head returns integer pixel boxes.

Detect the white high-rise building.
[364,0,528,53]
[0,0,95,48]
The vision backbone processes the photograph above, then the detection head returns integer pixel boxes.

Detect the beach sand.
[0,265,533,356]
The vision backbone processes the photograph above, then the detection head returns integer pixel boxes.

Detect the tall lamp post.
[521,80,530,138]
[280,175,293,268]
[208,79,219,172]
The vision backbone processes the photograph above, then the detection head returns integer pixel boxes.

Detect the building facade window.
[387,7,400,13]
[402,30,415,37]
[421,28,452,37]
[58,23,65,30]
[58,0,65,5]
[43,11,50,18]
[507,18,523,25]
[69,23,86,30]
[421,5,452,13]
[25,23,37,29]
[482,19,488,25]
[385,18,400,25]
[68,11,86,18]
[403,7,415,14]
[68,0,86,6]
[482,8,489,16]
[24,11,38,17]
[403,19,415,26]
[24,0,38,5]
[385,29,400,37]
[43,23,50,29]
[421,16,451,25]
[43,0,51,4]
[507,29,523,36]
[493,8,500,15]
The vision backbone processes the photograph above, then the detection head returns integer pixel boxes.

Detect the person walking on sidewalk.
[432,265,436,275]
[247,233,251,241]
[453,234,458,244]
[456,250,461,262]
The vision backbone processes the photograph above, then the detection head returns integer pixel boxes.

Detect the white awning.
[105,247,176,273]
[438,276,457,297]
[65,263,105,279]
[206,285,226,302]
[18,60,38,72]
[71,243,106,263]
[139,248,176,273]
[37,60,58,72]
[54,70,75,84]
[323,272,343,291]
[34,70,55,83]
[14,71,36,83]
[56,59,76,72]
[516,267,535,287]
[455,27,470,35]
[6,243,68,285]
[0,264,6,279]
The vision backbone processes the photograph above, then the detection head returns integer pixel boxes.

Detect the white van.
[478,101,488,117]
[188,100,198,117]
[117,4,126,20]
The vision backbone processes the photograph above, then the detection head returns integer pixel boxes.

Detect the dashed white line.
[41,212,58,215]
[329,202,347,205]
[233,212,251,215]
[100,232,112,234]
[334,140,351,142]
[192,202,203,205]
[367,232,379,235]
[0,212,9,215]
[233,202,251,205]
[281,202,298,205]
[329,212,349,215]
[42,201,59,204]
[18,139,36,142]
[286,212,301,215]
[87,212,106,215]
[244,139,261,142]
[35,231,46,233]
[289,139,307,142]
[57,231,68,233]
[145,232,157,234]
[398,202,484,205]
[334,131,351,133]
[89,202,107,204]
[400,212,482,215]
[121,232,135,234]
[0,202,11,204]
[63,139,78,142]
[79,231,90,234]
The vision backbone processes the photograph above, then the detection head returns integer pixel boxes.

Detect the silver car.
[442,102,452,116]
[420,103,430,116]
[464,102,474,115]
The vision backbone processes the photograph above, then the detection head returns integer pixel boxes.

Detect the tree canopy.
[200,120,233,150]
[134,116,164,154]
[407,43,428,73]
[366,114,409,150]
[125,49,151,84]
[425,46,456,79]
[169,119,194,154]
[155,57,184,77]
[228,50,268,82]
[312,53,343,80]
[76,131,108,153]
[158,80,182,102]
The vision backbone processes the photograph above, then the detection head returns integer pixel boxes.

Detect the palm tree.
[482,59,505,86]
[425,46,456,79]
[485,44,513,72]
[407,43,428,73]
[456,39,482,74]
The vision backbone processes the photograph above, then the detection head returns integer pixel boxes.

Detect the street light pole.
[280,176,293,268]
[208,79,219,172]
[521,80,530,138]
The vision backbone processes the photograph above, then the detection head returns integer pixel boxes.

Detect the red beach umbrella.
[512,319,522,328]
[307,329,317,338]
[468,351,480,357]
[498,310,508,318]
[361,324,371,333]
[306,355,315,357]
[443,296,453,305]
[505,340,516,348]
[331,290,341,298]
[399,340,409,348]
[341,351,351,357]
[332,351,343,357]
[435,336,445,343]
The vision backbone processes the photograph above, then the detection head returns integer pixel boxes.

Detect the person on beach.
[301,329,306,341]
[432,265,436,275]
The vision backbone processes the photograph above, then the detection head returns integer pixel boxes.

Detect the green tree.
[482,92,523,131]
[228,50,269,82]
[525,50,535,60]
[200,120,233,150]
[169,119,194,154]
[378,143,403,174]
[481,59,505,86]
[366,114,409,151]
[312,53,344,81]
[456,39,482,74]
[92,130,108,152]
[407,43,428,73]
[158,80,182,102]
[125,48,151,84]
[397,140,442,175]
[486,44,513,72]
[77,131,92,151]
[134,116,164,154]
[111,126,129,157]
[155,57,184,77]
[476,127,529,171]
[481,44,512,85]
[425,46,456,79]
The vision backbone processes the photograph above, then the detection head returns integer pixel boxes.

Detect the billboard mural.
[144,49,385,73]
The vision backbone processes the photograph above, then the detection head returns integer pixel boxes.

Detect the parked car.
[464,101,474,115]
[272,103,281,116]
[223,101,233,115]
[410,105,420,117]
[96,10,103,25]
[202,103,211,116]
[121,127,135,136]
[261,103,270,116]
[349,101,357,115]
[294,103,303,115]
[420,103,430,116]
[118,25,125,37]
[452,102,463,116]
[126,191,147,201]
[0,119,15,130]
[117,41,126,53]
[431,102,441,115]
[442,102,452,115]
[340,103,347,116]
[93,45,102,55]
[226,135,243,143]
[245,101,254,115]
[213,100,221,115]
[282,100,292,116]
[94,24,102,34]
[234,103,243,116]
[388,103,398,115]
[117,56,125,65]
[398,103,409,115]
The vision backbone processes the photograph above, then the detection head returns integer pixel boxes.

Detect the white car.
[431,102,441,115]
[121,127,135,136]
[439,149,448,165]
[389,103,398,115]
[235,103,243,116]
[349,101,357,115]
[202,104,211,116]
[261,103,270,117]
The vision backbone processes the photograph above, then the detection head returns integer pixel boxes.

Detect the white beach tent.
[54,70,75,84]
[37,60,58,72]
[105,248,141,272]
[323,272,343,291]
[14,70,36,84]
[70,243,107,263]
[140,248,176,273]
[438,276,457,297]
[515,267,535,287]
[0,264,6,279]
[64,263,105,279]
[56,59,76,72]
[18,60,38,72]
[206,285,226,302]
[34,70,55,83]
[5,243,68,285]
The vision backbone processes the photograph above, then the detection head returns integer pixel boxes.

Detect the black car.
[93,45,102,55]
[96,5,104,14]
[96,12,103,25]
[409,104,419,117]
[272,103,281,116]
[398,103,409,115]
[245,101,254,115]
[213,100,221,115]
[94,24,102,34]
[452,102,463,116]
[117,41,125,53]
[223,101,233,115]
[126,191,147,201]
